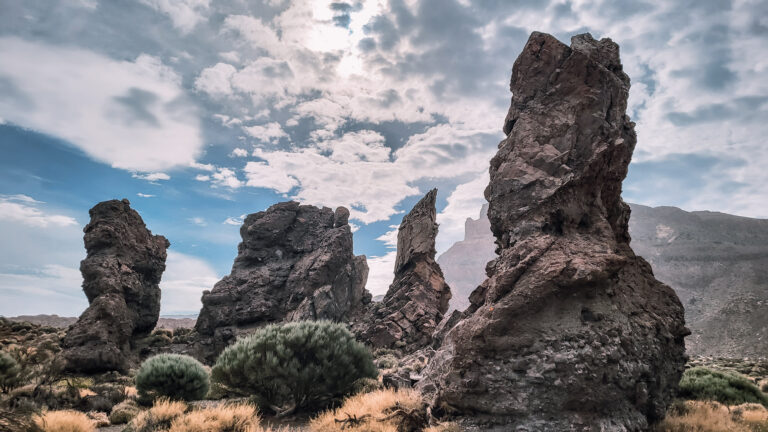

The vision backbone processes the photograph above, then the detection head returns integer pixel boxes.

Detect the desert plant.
[110,399,141,425]
[135,354,210,402]
[212,320,377,415]
[127,398,187,432]
[309,388,426,432]
[34,410,95,432]
[0,351,22,393]
[678,367,768,407]
[168,402,260,432]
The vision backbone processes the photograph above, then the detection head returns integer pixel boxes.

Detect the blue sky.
[1,0,767,316]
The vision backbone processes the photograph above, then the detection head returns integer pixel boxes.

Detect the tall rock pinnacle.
[194,202,370,362]
[61,199,169,372]
[357,189,452,351]
[420,32,688,430]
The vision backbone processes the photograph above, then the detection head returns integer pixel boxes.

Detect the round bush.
[0,351,21,393]
[135,354,209,402]
[678,367,768,407]
[211,320,377,413]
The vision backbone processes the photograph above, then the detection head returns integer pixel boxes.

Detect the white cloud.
[132,172,170,182]
[210,167,243,189]
[230,147,249,157]
[436,170,489,254]
[0,195,78,228]
[365,251,396,297]
[160,251,220,314]
[137,193,155,198]
[188,217,207,226]
[0,38,202,172]
[245,125,497,224]
[195,174,211,181]
[223,214,246,226]
[194,63,237,97]
[0,265,86,315]
[139,0,211,34]
[242,122,288,144]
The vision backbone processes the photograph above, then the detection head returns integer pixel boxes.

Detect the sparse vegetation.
[35,410,95,432]
[110,399,141,424]
[212,320,377,415]
[679,367,768,407]
[126,398,280,432]
[656,400,768,432]
[0,351,22,393]
[136,354,210,403]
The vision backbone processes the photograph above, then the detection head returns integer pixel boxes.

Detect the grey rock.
[355,190,452,352]
[193,201,369,362]
[420,32,687,431]
[61,199,169,373]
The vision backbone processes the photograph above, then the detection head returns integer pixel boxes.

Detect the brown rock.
[420,32,687,430]
[61,199,169,373]
[356,189,451,351]
[193,201,370,362]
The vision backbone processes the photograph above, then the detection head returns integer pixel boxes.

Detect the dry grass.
[124,385,139,398]
[657,400,768,432]
[169,403,261,432]
[78,388,96,398]
[127,398,286,432]
[309,388,424,432]
[35,410,95,432]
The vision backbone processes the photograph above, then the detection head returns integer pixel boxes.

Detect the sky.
[0,0,767,316]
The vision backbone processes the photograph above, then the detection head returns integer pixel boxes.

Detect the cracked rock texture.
[420,32,688,431]
[356,189,451,352]
[194,202,370,362]
[61,199,169,373]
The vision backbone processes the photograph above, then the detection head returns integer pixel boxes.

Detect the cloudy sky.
[1,0,766,316]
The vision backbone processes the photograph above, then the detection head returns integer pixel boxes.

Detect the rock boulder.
[194,202,370,362]
[420,32,688,431]
[61,199,169,373]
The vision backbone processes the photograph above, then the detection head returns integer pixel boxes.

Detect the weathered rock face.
[358,189,451,351]
[437,204,495,312]
[420,32,688,430]
[194,202,370,361]
[62,199,169,373]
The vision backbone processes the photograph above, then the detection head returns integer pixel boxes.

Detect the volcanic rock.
[61,199,169,373]
[420,32,688,430]
[357,189,451,351]
[194,202,370,361]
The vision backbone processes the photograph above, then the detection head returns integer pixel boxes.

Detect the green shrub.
[211,320,377,414]
[135,354,209,402]
[678,367,768,407]
[0,351,22,393]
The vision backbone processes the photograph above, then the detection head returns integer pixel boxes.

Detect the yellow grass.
[78,388,96,398]
[169,403,261,432]
[656,400,768,432]
[309,388,424,432]
[129,398,188,431]
[35,410,95,432]
[124,385,139,398]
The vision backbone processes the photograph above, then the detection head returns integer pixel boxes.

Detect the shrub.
[35,410,95,432]
[678,367,768,407]
[0,351,22,393]
[127,398,187,432]
[212,320,377,414]
[168,402,260,432]
[110,400,141,424]
[136,354,210,402]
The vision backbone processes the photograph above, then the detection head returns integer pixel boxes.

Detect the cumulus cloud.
[223,214,246,225]
[139,0,211,34]
[230,148,248,157]
[243,122,288,144]
[0,38,202,172]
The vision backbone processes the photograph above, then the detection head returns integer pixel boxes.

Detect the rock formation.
[437,204,495,311]
[420,32,688,430]
[194,202,370,361]
[61,199,169,373]
[357,189,451,351]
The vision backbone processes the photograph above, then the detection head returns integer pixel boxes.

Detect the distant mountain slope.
[7,314,196,330]
[437,203,768,357]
